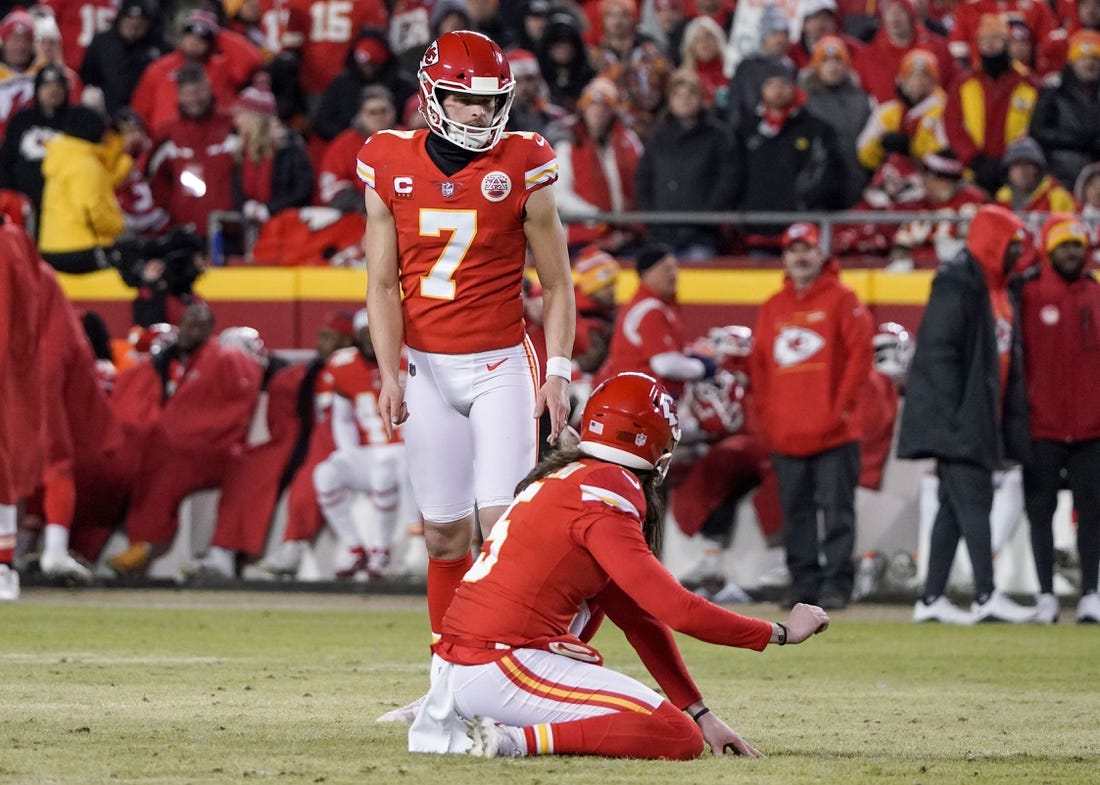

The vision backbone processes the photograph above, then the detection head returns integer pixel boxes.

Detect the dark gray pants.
[924,460,994,602]
[1024,439,1100,596]
[772,441,860,601]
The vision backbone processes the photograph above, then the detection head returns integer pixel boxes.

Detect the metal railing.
[206,207,1062,262]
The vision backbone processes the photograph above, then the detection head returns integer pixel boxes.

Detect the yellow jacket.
[39,132,131,254]
[856,88,948,172]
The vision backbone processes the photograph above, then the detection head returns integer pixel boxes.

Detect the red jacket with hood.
[750,258,874,457]
[1020,214,1100,443]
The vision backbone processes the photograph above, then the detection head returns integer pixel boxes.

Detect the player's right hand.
[784,603,830,644]
[378,380,408,440]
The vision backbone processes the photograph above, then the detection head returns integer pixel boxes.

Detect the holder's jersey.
[442,459,772,655]
[322,346,403,446]
[357,129,558,355]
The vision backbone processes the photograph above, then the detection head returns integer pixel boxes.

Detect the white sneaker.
[259,540,306,578]
[376,694,426,723]
[1033,593,1060,625]
[709,581,752,604]
[366,547,391,579]
[1077,592,1100,624]
[0,564,20,601]
[972,591,1037,624]
[465,716,524,758]
[197,546,236,579]
[39,550,93,582]
[913,596,972,625]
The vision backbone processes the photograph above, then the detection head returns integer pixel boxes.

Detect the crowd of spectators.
[0,0,1095,282]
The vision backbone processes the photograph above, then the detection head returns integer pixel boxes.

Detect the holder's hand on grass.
[782,603,830,644]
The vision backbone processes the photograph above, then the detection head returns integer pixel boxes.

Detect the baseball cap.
[782,222,820,249]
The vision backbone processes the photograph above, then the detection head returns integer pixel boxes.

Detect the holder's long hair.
[515,448,665,555]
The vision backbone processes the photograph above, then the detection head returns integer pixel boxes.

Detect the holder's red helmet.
[418,30,514,151]
[578,373,681,481]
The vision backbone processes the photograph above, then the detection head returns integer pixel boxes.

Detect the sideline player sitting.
[312,309,416,579]
[409,373,829,759]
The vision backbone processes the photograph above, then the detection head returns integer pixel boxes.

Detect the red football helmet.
[418,30,515,151]
[873,322,913,383]
[684,371,746,439]
[218,326,267,365]
[578,372,681,481]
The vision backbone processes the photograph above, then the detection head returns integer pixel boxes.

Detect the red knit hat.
[354,36,390,65]
[0,9,35,40]
[234,84,276,116]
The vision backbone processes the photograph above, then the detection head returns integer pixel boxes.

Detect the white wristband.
[545,355,572,381]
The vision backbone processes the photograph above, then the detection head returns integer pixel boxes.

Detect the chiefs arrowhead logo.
[773,326,825,367]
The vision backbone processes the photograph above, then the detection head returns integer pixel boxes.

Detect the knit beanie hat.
[64,106,107,143]
[635,243,675,276]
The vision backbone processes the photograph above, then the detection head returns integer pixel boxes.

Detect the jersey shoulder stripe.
[579,483,641,520]
[525,159,559,190]
[357,159,374,187]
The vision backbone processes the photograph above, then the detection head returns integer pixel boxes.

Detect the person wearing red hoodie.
[750,223,873,610]
[899,204,1036,625]
[596,243,716,396]
[1018,215,1100,624]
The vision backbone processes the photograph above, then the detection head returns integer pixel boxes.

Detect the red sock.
[427,553,473,636]
[43,473,76,528]
[523,702,703,760]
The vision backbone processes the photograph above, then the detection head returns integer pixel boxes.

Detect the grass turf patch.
[3,591,1096,784]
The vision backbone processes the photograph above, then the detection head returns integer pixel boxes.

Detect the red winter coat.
[1020,221,1100,443]
[0,221,44,503]
[750,259,874,456]
[123,342,263,546]
[854,369,899,489]
[212,362,307,557]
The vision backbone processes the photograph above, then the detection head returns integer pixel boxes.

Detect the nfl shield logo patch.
[441,182,455,198]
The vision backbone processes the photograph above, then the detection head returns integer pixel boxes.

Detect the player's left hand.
[698,711,764,758]
[535,375,570,445]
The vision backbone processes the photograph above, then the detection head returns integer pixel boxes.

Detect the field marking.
[0,652,428,672]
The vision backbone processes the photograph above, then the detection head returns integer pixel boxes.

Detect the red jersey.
[148,111,236,236]
[38,0,118,71]
[357,129,559,354]
[440,459,772,677]
[598,283,687,394]
[318,126,365,205]
[388,1,432,58]
[322,346,402,446]
[281,0,388,95]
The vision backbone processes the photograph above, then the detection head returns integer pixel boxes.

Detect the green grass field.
[3,589,1097,785]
